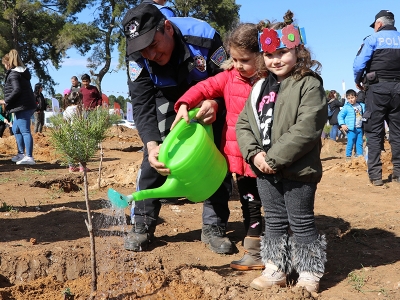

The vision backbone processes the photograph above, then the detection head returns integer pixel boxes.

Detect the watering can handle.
[158,108,214,164]
[186,108,214,140]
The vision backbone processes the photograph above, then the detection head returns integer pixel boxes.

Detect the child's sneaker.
[296,272,321,293]
[79,166,91,172]
[69,166,79,173]
[250,262,286,290]
[11,153,24,162]
[16,156,36,165]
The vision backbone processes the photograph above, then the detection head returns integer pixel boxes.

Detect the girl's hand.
[171,103,189,130]
[195,100,218,124]
[341,125,348,132]
[0,100,5,104]
[252,152,276,174]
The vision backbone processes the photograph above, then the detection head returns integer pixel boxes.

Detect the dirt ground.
[0,125,399,300]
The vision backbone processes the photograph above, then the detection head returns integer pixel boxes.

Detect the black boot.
[124,223,155,252]
[201,224,233,254]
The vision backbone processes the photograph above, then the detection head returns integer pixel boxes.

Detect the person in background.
[353,9,400,186]
[33,83,47,133]
[327,90,344,141]
[62,90,84,172]
[122,3,233,254]
[0,103,13,137]
[337,89,365,161]
[172,23,267,271]
[1,49,37,165]
[236,10,327,293]
[70,76,82,94]
[80,74,102,110]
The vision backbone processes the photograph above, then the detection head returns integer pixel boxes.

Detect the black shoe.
[124,223,155,252]
[370,179,383,186]
[201,225,233,254]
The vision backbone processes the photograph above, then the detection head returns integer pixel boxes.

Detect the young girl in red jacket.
[172,23,267,271]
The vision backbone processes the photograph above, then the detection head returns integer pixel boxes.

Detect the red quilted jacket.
[175,68,258,177]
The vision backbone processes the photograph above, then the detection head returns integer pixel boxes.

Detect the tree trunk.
[93,0,116,94]
[98,143,104,189]
[82,162,97,297]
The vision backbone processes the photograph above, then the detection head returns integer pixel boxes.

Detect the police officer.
[353,9,400,186]
[122,3,233,254]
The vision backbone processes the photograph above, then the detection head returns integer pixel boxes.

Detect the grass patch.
[0,202,18,212]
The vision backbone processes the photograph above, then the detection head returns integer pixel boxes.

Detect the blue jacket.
[353,25,400,84]
[338,102,365,131]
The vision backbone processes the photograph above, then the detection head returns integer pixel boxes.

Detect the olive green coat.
[236,74,327,183]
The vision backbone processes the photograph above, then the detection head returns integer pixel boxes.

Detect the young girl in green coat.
[236,10,327,293]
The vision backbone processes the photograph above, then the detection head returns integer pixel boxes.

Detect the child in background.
[172,23,267,270]
[338,89,365,160]
[62,91,83,172]
[80,74,102,110]
[236,11,327,292]
[327,90,344,141]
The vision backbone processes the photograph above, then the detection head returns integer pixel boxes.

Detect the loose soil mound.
[0,129,399,299]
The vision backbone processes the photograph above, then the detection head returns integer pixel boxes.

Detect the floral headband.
[258,24,306,53]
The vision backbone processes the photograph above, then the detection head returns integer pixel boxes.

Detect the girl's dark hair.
[257,10,322,80]
[62,91,82,110]
[328,90,337,100]
[34,83,43,96]
[226,23,267,78]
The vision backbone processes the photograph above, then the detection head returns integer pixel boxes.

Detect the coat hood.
[12,66,31,81]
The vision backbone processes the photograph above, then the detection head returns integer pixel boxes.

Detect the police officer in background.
[122,3,233,254]
[353,9,400,186]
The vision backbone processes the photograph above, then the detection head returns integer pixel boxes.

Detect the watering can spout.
[132,177,182,201]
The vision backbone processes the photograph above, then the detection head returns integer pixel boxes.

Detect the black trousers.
[0,122,13,137]
[364,82,400,180]
[236,176,263,237]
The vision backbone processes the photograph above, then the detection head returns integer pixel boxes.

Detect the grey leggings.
[257,176,319,244]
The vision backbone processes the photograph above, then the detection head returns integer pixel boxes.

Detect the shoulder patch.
[129,60,143,82]
[210,46,227,67]
[194,55,207,72]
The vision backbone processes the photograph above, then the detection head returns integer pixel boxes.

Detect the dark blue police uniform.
[353,24,400,182]
[127,17,232,230]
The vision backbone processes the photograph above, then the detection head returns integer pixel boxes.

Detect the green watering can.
[108,108,228,208]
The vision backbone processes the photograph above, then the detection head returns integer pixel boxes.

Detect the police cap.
[123,3,165,55]
[370,10,395,28]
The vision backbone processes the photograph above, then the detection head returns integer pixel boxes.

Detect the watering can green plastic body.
[108,108,227,208]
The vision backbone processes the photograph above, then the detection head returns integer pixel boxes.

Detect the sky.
[38,0,399,99]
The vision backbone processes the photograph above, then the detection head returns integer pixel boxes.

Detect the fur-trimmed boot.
[250,234,291,290]
[230,237,264,271]
[291,235,327,293]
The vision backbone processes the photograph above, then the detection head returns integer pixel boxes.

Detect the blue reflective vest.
[137,17,220,88]
[353,25,400,83]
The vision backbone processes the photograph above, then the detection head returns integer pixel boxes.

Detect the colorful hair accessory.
[258,25,306,53]
[259,28,281,54]
[281,25,301,49]
[63,88,71,95]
